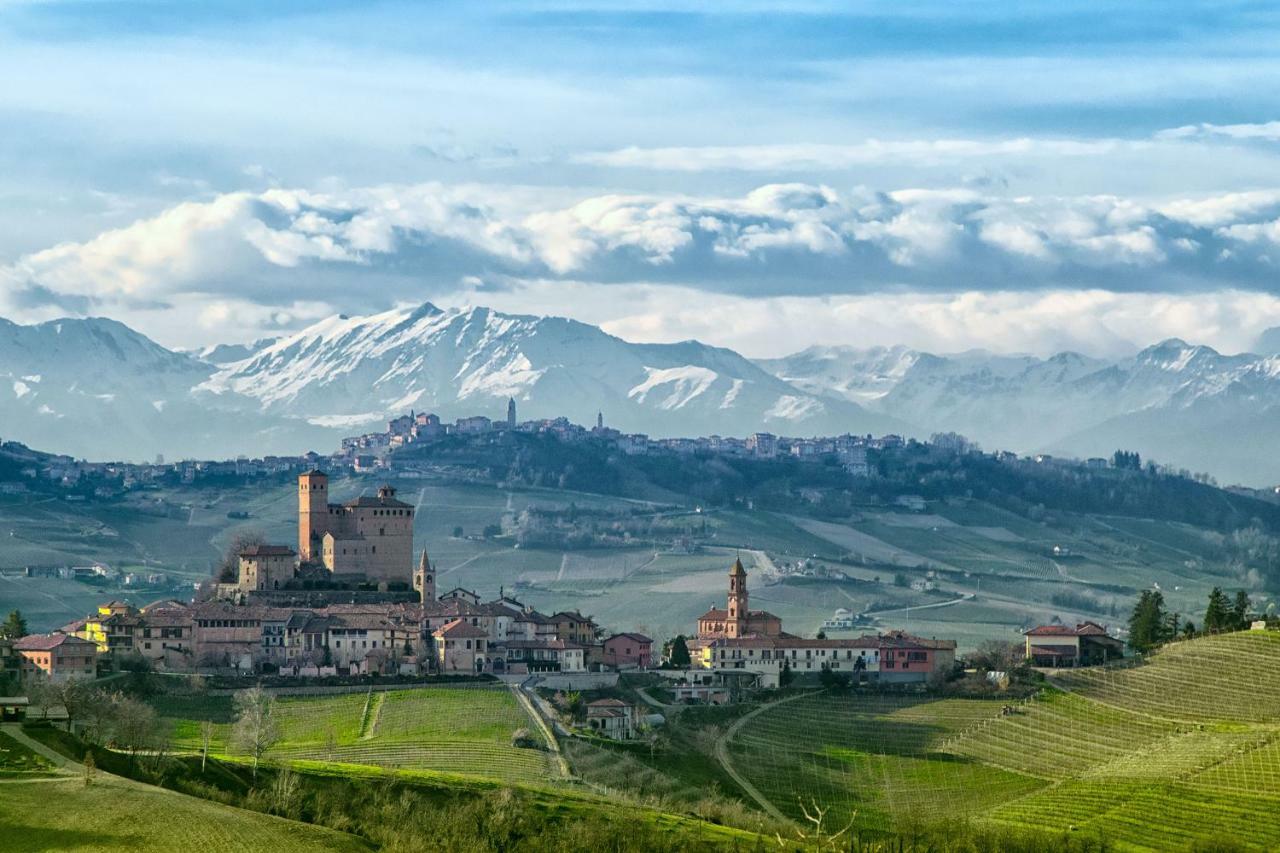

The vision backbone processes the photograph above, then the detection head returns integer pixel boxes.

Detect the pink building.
[602,632,653,669]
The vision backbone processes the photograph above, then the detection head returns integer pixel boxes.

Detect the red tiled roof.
[435,619,487,639]
[13,633,94,652]
[240,544,296,557]
[1024,625,1080,637]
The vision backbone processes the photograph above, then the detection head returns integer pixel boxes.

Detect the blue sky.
[5,0,1280,355]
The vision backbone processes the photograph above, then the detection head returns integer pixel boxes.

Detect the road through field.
[714,691,816,823]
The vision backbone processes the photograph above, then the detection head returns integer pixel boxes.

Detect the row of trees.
[1127,587,1254,652]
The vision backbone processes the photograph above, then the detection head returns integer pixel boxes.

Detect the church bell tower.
[414,549,436,603]
[727,557,748,638]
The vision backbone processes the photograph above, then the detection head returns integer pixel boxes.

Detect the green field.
[157,684,555,786]
[0,775,370,853]
[717,630,1280,850]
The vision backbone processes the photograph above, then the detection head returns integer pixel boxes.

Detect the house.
[434,619,488,673]
[1023,622,1124,667]
[584,698,638,739]
[13,633,98,683]
[602,633,653,669]
[497,639,586,673]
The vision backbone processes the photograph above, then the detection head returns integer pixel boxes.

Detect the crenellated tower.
[298,470,329,562]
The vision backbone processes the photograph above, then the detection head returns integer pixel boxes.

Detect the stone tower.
[596,411,603,430]
[298,470,329,562]
[507,397,517,428]
[413,549,436,603]
[727,557,748,638]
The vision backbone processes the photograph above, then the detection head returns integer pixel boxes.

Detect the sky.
[5,1,1280,357]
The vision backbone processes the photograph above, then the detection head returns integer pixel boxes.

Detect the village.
[0,468,1002,739]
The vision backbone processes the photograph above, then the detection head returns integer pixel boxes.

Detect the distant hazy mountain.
[0,316,327,461]
[759,339,1280,484]
[0,305,898,461]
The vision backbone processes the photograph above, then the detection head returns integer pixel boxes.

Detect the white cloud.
[573,138,1143,172]
[1156,121,1280,142]
[9,179,1280,349]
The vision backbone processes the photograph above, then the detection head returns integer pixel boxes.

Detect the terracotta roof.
[435,619,488,639]
[1024,622,1112,638]
[240,544,297,557]
[342,496,414,509]
[14,633,95,652]
[587,697,630,707]
[699,608,729,621]
[605,632,652,645]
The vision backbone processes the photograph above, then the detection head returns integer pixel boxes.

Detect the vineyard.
[721,630,1280,851]
[157,684,556,786]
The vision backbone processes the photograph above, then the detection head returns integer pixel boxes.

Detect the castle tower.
[507,398,517,429]
[298,470,329,562]
[413,549,436,603]
[727,557,748,638]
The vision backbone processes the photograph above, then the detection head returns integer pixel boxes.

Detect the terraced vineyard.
[157,685,555,785]
[723,630,1280,850]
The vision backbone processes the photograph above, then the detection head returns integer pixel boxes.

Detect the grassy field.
[157,684,555,786]
[717,630,1280,850]
[0,775,370,853]
[0,729,57,778]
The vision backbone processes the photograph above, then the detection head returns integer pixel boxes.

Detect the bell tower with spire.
[727,557,748,638]
[413,549,436,604]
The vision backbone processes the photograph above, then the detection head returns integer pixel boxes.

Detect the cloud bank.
[9,180,1280,353]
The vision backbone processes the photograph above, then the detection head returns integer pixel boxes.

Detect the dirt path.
[714,692,815,823]
[512,686,570,779]
[863,592,974,617]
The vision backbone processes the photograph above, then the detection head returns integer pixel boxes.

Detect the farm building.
[1023,622,1125,666]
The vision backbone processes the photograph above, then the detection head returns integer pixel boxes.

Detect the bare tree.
[113,695,159,758]
[214,531,267,583]
[270,766,301,817]
[82,751,96,787]
[232,685,280,780]
[200,719,216,772]
[26,674,53,720]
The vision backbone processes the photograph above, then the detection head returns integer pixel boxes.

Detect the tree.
[451,526,464,538]
[1128,590,1170,653]
[26,674,54,720]
[113,695,159,758]
[779,661,793,688]
[214,531,267,583]
[667,635,691,668]
[200,719,216,772]
[1232,590,1252,630]
[58,679,94,733]
[1204,587,1233,632]
[82,750,96,787]
[0,609,27,640]
[232,686,280,780]
[970,639,1025,672]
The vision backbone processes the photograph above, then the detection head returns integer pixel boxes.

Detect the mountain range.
[3,304,1280,486]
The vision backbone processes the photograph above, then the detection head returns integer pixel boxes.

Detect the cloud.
[1156,121,1280,142]
[13,179,1280,348]
[573,138,1143,172]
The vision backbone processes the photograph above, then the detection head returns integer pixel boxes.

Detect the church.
[694,557,788,644]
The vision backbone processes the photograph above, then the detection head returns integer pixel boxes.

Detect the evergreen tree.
[0,610,26,640]
[1128,590,1169,652]
[1232,590,1252,630]
[1204,587,1233,632]
[667,635,691,668]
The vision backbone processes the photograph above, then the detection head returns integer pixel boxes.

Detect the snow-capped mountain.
[759,339,1280,484]
[0,305,898,461]
[0,317,324,461]
[197,303,899,439]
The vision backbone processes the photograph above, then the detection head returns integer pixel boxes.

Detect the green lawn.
[0,730,58,778]
[156,685,554,786]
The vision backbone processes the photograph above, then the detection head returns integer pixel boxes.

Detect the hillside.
[715,630,1280,851]
[760,339,1280,485]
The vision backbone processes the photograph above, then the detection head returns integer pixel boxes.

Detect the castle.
[231,470,423,598]
[298,470,415,582]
